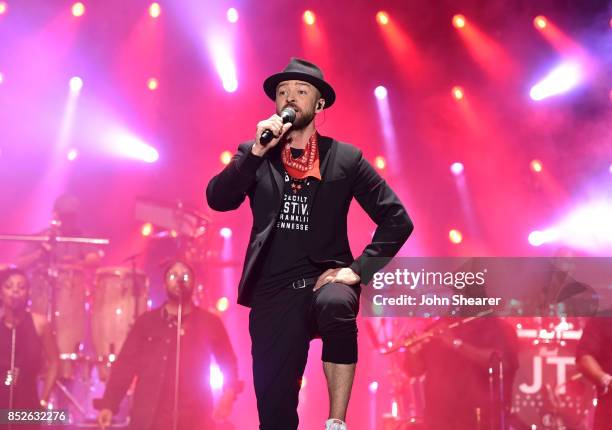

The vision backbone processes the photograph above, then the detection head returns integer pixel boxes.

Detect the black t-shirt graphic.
[253,148,324,300]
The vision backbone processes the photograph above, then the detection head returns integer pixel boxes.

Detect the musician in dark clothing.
[0,267,60,430]
[97,260,239,430]
[576,317,612,430]
[404,317,519,430]
[17,194,102,268]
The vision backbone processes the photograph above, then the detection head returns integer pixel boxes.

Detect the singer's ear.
[316,99,325,111]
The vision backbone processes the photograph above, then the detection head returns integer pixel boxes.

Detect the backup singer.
[206,58,413,430]
[0,267,60,430]
[96,260,239,430]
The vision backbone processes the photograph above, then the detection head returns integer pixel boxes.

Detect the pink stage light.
[220,150,232,165]
[227,7,239,23]
[452,14,466,29]
[141,222,153,237]
[374,156,386,170]
[0,2,7,15]
[534,15,548,30]
[376,11,389,26]
[451,86,464,100]
[529,199,612,252]
[72,2,85,17]
[450,162,464,175]
[303,10,316,26]
[528,229,557,247]
[67,149,78,161]
[530,159,543,173]
[449,229,463,244]
[209,42,238,93]
[110,133,159,163]
[219,227,232,239]
[0,72,4,85]
[374,85,388,100]
[149,2,161,18]
[69,76,83,92]
[210,364,224,390]
[216,297,229,312]
[147,77,158,91]
[529,62,583,101]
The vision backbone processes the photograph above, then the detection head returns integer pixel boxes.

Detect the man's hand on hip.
[314,267,360,291]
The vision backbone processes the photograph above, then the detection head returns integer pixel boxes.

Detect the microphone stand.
[8,326,17,430]
[488,351,505,430]
[172,294,184,430]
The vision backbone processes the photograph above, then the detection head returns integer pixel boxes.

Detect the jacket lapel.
[267,145,284,198]
[316,135,334,182]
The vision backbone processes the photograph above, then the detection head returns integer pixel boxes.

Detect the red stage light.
[220,150,232,165]
[534,15,547,30]
[530,159,543,173]
[149,2,161,18]
[376,11,390,26]
[449,229,463,244]
[72,2,85,17]
[303,10,316,26]
[452,14,466,29]
[451,86,464,101]
[0,2,7,15]
[147,77,159,91]
[374,156,386,170]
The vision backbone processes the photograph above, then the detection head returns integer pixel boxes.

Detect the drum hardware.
[380,310,494,355]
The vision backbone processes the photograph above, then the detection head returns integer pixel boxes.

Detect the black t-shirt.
[253,148,324,298]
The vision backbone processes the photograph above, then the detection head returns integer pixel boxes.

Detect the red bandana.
[281,132,321,180]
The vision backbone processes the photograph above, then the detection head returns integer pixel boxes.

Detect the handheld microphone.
[260,107,296,145]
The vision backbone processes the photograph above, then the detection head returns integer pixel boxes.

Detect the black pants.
[249,281,361,430]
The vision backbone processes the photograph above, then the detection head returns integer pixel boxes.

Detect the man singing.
[96,260,239,430]
[206,58,413,430]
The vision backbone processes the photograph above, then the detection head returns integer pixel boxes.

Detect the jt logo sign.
[519,355,575,395]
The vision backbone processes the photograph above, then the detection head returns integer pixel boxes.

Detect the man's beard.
[166,285,193,302]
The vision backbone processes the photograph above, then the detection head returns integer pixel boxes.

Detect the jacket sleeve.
[349,149,414,284]
[206,142,265,212]
[98,317,145,413]
[209,314,239,393]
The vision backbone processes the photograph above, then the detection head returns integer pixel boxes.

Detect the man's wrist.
[600,373,612,388]
[251,143,266,157]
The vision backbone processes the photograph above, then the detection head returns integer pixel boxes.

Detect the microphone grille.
[281,107,296,123]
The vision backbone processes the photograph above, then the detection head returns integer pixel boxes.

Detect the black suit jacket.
[206,135,413,306]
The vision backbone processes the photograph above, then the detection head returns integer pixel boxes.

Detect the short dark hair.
[162,259,195,280]
[0,267,29,288]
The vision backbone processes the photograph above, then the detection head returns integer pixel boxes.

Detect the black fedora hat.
[263,58,336,109]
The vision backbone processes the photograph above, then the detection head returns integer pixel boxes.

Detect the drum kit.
[366,315,597,430]
[0,197,212,425]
